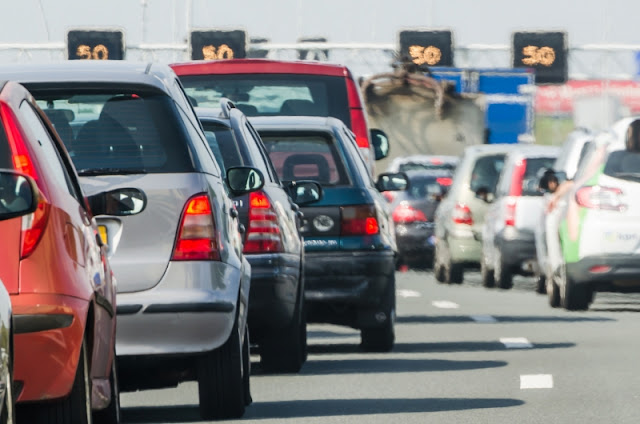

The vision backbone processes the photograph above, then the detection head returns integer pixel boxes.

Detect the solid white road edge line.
[432,300,460,309]
[500,337,534,349]
[470,315,498,323]
[520,374,553,389]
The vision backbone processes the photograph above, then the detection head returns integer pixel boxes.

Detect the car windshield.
[406,176,451,199]
[604,150,640,182]
[32,90,195,175]
[398,162,456,173]
[179,74,350,125]
[200,122,245,174]
[469,154,505,194]
[260,133,351,186]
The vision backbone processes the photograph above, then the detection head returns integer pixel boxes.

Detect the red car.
[0,81,144,424]
[171,59,389,174]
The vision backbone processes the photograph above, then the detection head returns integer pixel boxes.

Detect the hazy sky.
[2,0,637,45]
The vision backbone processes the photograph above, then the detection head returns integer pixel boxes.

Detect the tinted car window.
[399,162,456,172]
[521,157,557,196]
[201,122,245,173]
[604,150,640,182]
[34,91,195,175]
[469,154,505,194]
[261,134,351,186]
[180,74,350,125]
[0,120,10,169]
[407,176,448,199]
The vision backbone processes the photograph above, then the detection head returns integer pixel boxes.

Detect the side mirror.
[376,172,409,192]
[88,188,147,216]
[0,170,37,221]
[370,129,390,160]
[287,180,323,205]
[226,167,265,195]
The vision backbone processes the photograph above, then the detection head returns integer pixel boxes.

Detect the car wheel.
[546,268,561,308]
[361,276,396,352]
[197,317,245,420]
[19,339,92,424]
[242,325,252,407]
[260,297,306,374]
[535,275,547,294]
[93,348,120,424]
[560,263,590,311]
[494,250,513,289]
[433,241,446,283]
[480,255,495,288]
[1,343,15,424]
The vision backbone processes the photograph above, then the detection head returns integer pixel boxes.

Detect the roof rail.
[219,97,236,119]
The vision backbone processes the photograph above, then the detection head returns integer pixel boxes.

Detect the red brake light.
[21,199,50,259]
[172,194,220,261]
[244,191,283,253]
[509,158,526,196]
[392,202,427,224]
[452,203,473,225]
[382,191,397,203]
[505,198,517,227]
[341,205,379,235]
[431,158,443,165]
[575,186,625,211]
[436,177,452,186]
[0,102,39,181]
[346,78,370,149]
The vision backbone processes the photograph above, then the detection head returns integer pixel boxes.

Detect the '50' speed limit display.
[67,30,124,60]
[190,30,247,60]
[512,31,567,84]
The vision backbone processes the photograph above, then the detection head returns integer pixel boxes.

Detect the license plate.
[98,225,108,245]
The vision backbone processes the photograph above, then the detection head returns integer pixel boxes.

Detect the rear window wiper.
[77,168,148,176]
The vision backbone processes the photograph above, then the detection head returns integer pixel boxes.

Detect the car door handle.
[229,207,238,218]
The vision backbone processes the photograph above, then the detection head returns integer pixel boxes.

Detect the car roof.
[504,145,561,159]
[404,169,453,178]
[0,62,176,94]
[392,155,459,164]
[249,115,345,132]
[171,59,350,77]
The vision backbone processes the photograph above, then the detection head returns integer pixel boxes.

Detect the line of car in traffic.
[0,59,406,423]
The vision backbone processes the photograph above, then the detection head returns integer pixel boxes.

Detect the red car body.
[170,59,377,173]
[0,81,117,413]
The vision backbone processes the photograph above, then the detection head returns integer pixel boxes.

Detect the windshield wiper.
[77,168,148,176]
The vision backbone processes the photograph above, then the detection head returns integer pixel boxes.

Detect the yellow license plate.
[98,225,108,245]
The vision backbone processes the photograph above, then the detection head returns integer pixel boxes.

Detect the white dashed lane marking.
[432,300,460,309]
[520,374,554,389]
[470,314,498,323]
[500,337,533,349]
[397,289,421,298]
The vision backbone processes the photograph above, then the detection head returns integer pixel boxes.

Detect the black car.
[196,101,321,373]
[389,170,453,268]
[251,115,407,352]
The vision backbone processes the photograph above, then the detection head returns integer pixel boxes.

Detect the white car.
[544,117,640,310]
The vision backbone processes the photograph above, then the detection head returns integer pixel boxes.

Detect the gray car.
[0,62,263,420]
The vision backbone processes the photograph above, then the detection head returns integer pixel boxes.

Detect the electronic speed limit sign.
[512,31,568,84]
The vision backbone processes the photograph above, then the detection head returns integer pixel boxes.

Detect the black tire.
[546,270,560,308]
[360,276,395,352]
[494,250,513,289]
[19,339,92,424]
[480,256,495,288]
[197,317,245,420]
[433,242,446,283]
[1,341,15,424]
[93,350,120,424]
[445,262,464,285]
[535,275,547,294]
[560,264,590,311]
[242,325,252,407]
[260,304,305,374]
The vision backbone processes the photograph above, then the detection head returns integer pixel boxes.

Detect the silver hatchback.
[0,62,263,420]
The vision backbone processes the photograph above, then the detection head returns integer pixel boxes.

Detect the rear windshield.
[0,122,10,169]
[520,157,557,196]
[469,154,505,194]
[179,74,350,125]
[31,90,195,175]
[260,133,351,186]
[604,150,640,182]
[399,162,456,173]
[406,176,450,199]
[200,122,245,173]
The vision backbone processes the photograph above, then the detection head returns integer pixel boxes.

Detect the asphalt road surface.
[120,269,640,423]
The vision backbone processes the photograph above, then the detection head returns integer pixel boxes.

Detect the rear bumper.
[304,250,395,306]
[396,223,435,257]
[12,293,88,403]
[115,260,247,357]
[567,255,640,292]
[495,228,537,270]
[449,235,482,265]
[246,253,301,338]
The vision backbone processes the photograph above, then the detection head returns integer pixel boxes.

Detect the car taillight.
[244,191,283,253]
[346,78,370,149]
[382,191,397,203]
[576,186,625,211]
[21,199,50,259]
[452,203,473,225]
[0,102,39,182]
[172,194,220,261]
[505,198,517,227]
[509,158,526,196]
[392,202,427,224]
[436,177,453,186]
[341,205,379,235]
